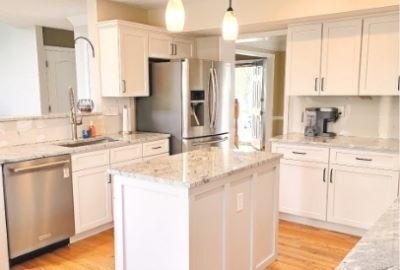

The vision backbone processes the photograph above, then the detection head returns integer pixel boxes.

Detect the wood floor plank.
[11,220,359,270]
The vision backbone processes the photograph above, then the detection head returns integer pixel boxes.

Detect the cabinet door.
[327,165,399,229]
[359,14,399,96]
[320,19,362,96]
[252,168,278,270]
[226,177,252,270]
[286,24,322,96]
[279,159,328,221]
[190,187,224,270]
[0,168,9,270]
[149,33,174,59]
[174,38,195,58]
[120,28,149,97]
[73,165,112,234]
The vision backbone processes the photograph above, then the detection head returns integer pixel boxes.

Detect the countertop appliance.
[304,107,339,137]
[3,155,74,264]
[136,58,233,154]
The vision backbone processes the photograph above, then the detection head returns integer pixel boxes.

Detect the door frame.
[235,49,275,151]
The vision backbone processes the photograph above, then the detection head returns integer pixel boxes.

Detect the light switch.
[236,193,244,212]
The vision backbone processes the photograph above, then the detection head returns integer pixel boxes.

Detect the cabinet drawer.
[110,144,142,164]
[330,148,399,170]
[142,139,169,157]
[72,150,110,172]
[271,143,329,163]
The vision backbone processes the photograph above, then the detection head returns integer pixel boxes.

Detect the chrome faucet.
[69,87,82,141]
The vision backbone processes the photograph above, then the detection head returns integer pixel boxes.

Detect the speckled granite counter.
[109,147,282,188]
[0,132,170,164]
[336,198,400,270]
[270,133,399,153]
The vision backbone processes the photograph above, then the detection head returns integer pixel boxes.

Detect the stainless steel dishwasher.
[3,155,74,263]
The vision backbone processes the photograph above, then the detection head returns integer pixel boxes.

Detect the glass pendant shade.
[222,7,238,40]
[165,0,185,32]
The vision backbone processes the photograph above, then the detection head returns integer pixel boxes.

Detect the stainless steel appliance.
[304,107,340,137]
[3,155,74,263]
[136,58,233,154]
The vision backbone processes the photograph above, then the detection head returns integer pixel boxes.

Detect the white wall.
[0,22,42,116]
[288,96,399,139]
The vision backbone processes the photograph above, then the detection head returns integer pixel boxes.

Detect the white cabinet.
[279,159,328,221]
[359,14,399,96]
[286,18,372,96]
[99,22,149,97]
[190,186,225,270]
[71,140,170,236]
[327,165,399,229]
[149,34,195,59]
[286,23,322,96]
[73,165,112,234]
[0,167,9,270]
[320,19,362,96]
[149,33,174,59]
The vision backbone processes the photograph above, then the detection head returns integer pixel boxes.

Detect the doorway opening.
[234,33,287,151]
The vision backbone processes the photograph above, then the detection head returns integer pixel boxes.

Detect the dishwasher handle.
[8,160,70,174]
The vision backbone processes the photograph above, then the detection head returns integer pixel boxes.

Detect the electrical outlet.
[236,193,244,212]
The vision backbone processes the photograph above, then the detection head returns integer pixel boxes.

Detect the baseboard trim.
[70,222,114,243]
[280,213,366,237]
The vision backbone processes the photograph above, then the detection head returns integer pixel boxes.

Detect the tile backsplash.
[0,114,121,147]
[288,96,399,139]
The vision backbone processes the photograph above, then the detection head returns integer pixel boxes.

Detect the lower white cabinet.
[279,159,328,221]
[73,165,113,234]
[0,167,9,270]
[327,165,399,229]
[72,140,170,236]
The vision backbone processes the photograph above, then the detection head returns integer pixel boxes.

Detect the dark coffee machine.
[304,107,339,137]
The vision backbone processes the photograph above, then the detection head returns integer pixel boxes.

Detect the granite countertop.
[0,132,170,164]
[270,133,399,153]
[336,198,400,270]
[109,147,282,188]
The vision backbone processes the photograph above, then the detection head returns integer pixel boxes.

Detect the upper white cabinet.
[286,19,362,96]
[149,33,195,59]
[286,24,323,96]
[359,14,399,96]
[99,23,149,97]
[320,19,362,96]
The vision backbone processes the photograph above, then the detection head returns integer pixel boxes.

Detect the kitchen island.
[109,148,282,270]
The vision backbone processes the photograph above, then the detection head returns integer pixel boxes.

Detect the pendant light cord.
[227,0,233,12]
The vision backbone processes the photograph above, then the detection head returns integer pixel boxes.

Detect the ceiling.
[0,0,86,30]
[113,0,186,9]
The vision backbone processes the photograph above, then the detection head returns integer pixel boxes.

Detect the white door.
[149,33,174,58]
[327,165,399,229]
[174,38,195,58]
[320,19,362,96]
[45,47,77,114]
[359,14,399,96]
[286,24,322,96]
[73,165,112,234]
[120,28,149,97]
[250,62,266,150]
[279,159,328,221]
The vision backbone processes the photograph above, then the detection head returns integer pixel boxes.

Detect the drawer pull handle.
[323,168,326,182]
[329,169,333,183]
[355,157,373,162]
[152,146,162,150]
[292,151,307,155]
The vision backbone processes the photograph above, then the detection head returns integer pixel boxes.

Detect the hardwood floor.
[11,220,359,270]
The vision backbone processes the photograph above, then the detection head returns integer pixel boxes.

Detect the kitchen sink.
[58,137,119,148]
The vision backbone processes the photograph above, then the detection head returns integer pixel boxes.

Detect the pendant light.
[222,0,239,41]
[165,0,185,32]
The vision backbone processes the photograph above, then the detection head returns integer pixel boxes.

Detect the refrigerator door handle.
[192,136,229,146]
[212,68,218,129]
[208,67,216,129]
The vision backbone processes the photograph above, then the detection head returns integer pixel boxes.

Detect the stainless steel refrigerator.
[136,58,233,154]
